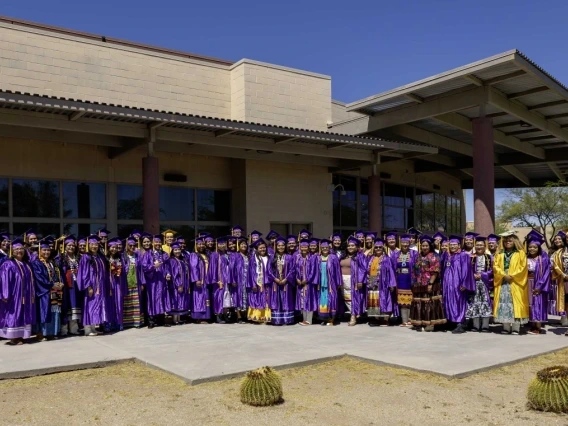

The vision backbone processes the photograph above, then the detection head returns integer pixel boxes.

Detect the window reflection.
[117,185,143,220]
[13,223,60,238]
[63,223,106,238]
[0,178,8,217]
[63,182,106,219]
[13,180,60,218]
[160,187,194,221]
[197,190,230,221]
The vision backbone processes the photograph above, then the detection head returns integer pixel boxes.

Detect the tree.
[497,186,568,248]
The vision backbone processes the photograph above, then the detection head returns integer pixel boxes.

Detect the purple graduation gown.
[166,256,191,315]
[314,254,341,317]
[441,250,475,323]
[189,252,212,319]
[77,253,110,326]
[232,252,249,310]
[57,254,83,323]
[0,259,36,339]
[140,250,170,316]
[30,259,60,327]
[267,253,296,311]
[365,254,397,314]
[210,251,232,315]
[247,253,271,309]
[295,254,318,311]
[528,252,550,322]
[108,256,127,326]
[346,253,367,316]
[122,251,144,309]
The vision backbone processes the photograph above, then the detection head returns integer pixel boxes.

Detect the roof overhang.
[0,90,437,169]
[330,50,568,186]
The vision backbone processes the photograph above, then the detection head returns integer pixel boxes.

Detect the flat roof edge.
[231,59,331,80]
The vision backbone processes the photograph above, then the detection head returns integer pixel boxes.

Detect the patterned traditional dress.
[123,253,142,328]
[494,250,528,325]
[410,252,445,326]
[466,254,493,319]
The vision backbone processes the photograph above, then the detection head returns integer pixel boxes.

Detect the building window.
[197,189,231,222]
[12,179,60,218]
[383,183,413,231]
[161,187,195,221]
[0,178,8,218]
[117,185,143,220]
[269,223,312,238]
[63,182,106,219]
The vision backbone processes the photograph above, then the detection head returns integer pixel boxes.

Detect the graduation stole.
[14,259,34,305]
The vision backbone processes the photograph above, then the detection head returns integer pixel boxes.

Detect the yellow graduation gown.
[493,250,529,319]
[551,249,566,314]
[162,244,172,255]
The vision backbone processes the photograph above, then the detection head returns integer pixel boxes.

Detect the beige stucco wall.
[244,160,333,236]
[229,60,332,131]
[331,100,365,124]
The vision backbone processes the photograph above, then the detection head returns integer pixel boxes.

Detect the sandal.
[348,319,356,327]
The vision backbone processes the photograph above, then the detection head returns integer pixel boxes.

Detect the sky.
[2,1,566,220]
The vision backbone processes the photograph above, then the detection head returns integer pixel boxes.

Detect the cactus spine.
[527,366,568,413]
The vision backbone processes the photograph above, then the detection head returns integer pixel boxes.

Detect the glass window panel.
[269,223,289,237]
[360,179,368,197]
[291,224,311,236]
[13,222,60,238]
[161,224,197,241]
[159,187,195,221]
[406,208,414,230]
[421,210,435,232]
[338,176,356,201]
[414,189,423,210]
[63,223,107,238]
[383,206,405,230]
[13,180,60,218]
[197,189,231,221]
[0,178,8,217]
[421,192,434,212]
[361,202,369,228]
[117,185,143,220]
[195,225,229,239]
[340,202,357,227]
[405,187,413,208]
[333,199,340,227]
[63,182,106,219]
[117,223,144,239]
[0,222,8,232]
[435,194,446,231]
[383,184,405,207]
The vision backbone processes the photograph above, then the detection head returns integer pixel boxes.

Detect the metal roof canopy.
[0,90,437,168]
[331,50,568,187]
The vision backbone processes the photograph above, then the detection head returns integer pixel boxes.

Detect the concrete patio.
[1,322,567,384]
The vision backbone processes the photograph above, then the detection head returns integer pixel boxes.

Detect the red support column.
[472,116,495,235]
[143,155,160,234]
[368,174,382,233]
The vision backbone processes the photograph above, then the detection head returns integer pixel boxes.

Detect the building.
[1,16,565,240]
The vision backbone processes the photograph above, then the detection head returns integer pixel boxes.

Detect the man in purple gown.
[210,237,233,324]
[295,240,318,325]
[140,235,171,328]
[267,235,296,326]
[77,235,110,336]
[441,235,475,334]
[190,236,213,323]
[0,239,35,344]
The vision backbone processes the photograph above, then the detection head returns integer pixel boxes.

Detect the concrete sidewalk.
[1,323,567,383]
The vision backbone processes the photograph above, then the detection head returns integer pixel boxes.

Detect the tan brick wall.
[244,159,333,236]
[0,23,232,118]
[331,100,365,124]
[230,60,332,131]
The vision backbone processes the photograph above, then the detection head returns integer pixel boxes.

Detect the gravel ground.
[1,349,568,426]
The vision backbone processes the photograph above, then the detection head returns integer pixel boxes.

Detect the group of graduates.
[0,223,566,345]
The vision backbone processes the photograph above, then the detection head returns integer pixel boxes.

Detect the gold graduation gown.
[493,250,529,319]
[551,249,567,313]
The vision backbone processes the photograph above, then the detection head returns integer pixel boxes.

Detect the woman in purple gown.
[57,235,82,336]
[0,239,35,345]
[190,236,213,324]
[107,237,127,331]
[232,238,249,324]
[77,235,110,336]
[340,237,366,327]
[267,236,296,326]
[140,235,171,328]
[365,238,397,327]
[210,237,233,324]
[247,239,271,323]
[295,240,317,326]
[314,239,341,326]
[166,242,191,325]
[526,232,550,335]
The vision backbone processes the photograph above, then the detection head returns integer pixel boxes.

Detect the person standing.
[190,236,212,323]
[0,239,35,345]
[395,234,417,327]
[462,232,479,255]
[247,239,271,324]
[166,241,191,325]
[341,237,366,327]
[286,235,298,256]
[141,235,171,328]
[265,230,279,256]
[267,236,296,326]
[487,234,501,258]
[550,231,567,325]
[211,237,233,324]
[330,233,344,258]
[525,231,550,335]
[411,236,445,331]
[57,235,82,336]
[365,238,397,327]
[493,232,529,335]
[122,235,143,329]
[161,229,177,255]
[314,239,341,326]
[363,232,376,257]
[107,237,126,331]
[232,238,250,323]
[32,237,64,341]
[441,235,475,334]
[465,237,493,332]
[295,240,317,326]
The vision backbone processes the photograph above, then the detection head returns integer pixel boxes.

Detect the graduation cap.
[463,232,479,240]
[365,232,378,239]
[204,235,215,242]
[131,229,142,238]
[319,239,331,247]
[354,230,365,238]
[24,228,37,238]
[407,227,422,236]
[77,235,87,244]
[249,230,263,238]
[275,235,287,245]
[11,238,25,249]
[475,236,487,243]
[216,236,228,245]
[432,232,446,240]
[176,236,186,243]
[399,233,411,242]
[64,235,76,245]
[298,239,309,247]
[298,229,312,239]
[197,231,211,238]
[0,232,10,242]
[170,241,181,250]
[162,229,177,237]
[193,235,206,244]
[555,230,566,239]
[419,235,433,243]
[525,229,545,245]
[347,236,360,246]
[286,235,297,243]
[373,238,385,246]
[499,230,517,237]
[448,235,463,244]
[266,230,280,240]
[487,233,501,243]
[230,225,244,235]
[153,234,164,242]
[108,237,122,247]
[308,237,320,245]
[251,238,266,249]
[126,235,137,245]
[331,232,342,242]
[38,236,54,249]
[97,227,111,237]
[384,230,398,240]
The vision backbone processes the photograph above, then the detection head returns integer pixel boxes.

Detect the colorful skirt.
[367,288,381,317]
[40,305,62,336]
[466,280,492,319]
[397,289,413,307]
[123,285,142,328]
[342,275,352,313]
[410,283,446,326]
[247,307,271,323]
[494,283,528,325]
[271,310,294,325]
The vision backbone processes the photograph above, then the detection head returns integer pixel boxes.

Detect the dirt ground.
[1,350,568,426]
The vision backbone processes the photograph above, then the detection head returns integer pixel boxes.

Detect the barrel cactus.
[240,366,283,406]
[527,366,568,413]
